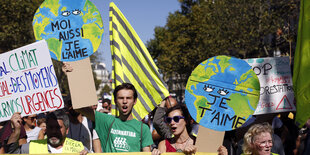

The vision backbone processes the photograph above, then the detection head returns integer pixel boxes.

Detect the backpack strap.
[140,122,143,151]
[105,119,116,150]
[87,118,94,138]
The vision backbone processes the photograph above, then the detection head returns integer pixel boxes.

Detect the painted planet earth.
[32,0,104,62]
[185,55,260,131]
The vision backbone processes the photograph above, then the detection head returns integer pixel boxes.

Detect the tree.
[147,0,299,95]
[99,84,112,97]
[0,0,43,53]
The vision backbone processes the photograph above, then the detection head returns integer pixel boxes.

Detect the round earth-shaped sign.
[185,55,260,131]
[33,0,104,62]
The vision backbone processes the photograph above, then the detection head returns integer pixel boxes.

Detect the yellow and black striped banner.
[109,2,169,120]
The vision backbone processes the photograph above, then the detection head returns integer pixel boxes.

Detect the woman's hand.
[152,148,161,155]
[217,145,228,155]
[37,128,46,140]
[183,144,197,155]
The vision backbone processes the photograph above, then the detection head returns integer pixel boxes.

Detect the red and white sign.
[245,57,296,115]
[0,40,63,122]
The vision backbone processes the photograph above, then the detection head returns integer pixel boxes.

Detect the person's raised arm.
[62,62,95,122]
[153,98,173,139]
[7,113,22,145]
[5,112,23,154]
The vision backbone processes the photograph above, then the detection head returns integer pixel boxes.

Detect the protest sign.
[32,0,104,62]
[0,40,63,122]
[185,56,260,131]
[66,58,98,109]
[245,57,296,115]
[196,125,225,153]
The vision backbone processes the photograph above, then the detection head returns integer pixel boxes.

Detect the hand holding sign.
[185,56,260,131]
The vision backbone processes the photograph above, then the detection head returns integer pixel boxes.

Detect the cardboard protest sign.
[245,57,296,115]
[0,40,63,122]
[185,56,260,131]
[66,58,98,109]
[196,125,225,153]
[32,0,104,62]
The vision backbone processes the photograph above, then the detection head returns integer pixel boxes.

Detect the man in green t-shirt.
[78,83,153,152]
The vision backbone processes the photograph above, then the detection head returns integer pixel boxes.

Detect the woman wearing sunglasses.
[156,104,197,154]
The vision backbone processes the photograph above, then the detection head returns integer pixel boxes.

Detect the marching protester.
[0,120,27,154]
[241,123,276,155]
[22,114,41,142]
[235,114,285,155]
[77,83,154,152]
[154,104,197,154]
[5,110,89,154]
[153,96,179,140]
[99,98,112,114]
[37,118,47,140]
[151,99,228,155]
[64,97,95,152]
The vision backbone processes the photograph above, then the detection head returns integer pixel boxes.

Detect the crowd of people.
[0,82,309,155]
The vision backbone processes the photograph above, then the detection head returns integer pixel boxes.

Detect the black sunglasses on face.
[165,116,185,123]
[28,116,37,121]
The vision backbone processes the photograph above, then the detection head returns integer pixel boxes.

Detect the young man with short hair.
[79,83,153,152]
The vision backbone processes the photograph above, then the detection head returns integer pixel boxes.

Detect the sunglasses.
[165,116,184,123]
[28,116,37,121]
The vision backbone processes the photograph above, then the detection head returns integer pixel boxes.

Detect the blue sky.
[90,0,181,72]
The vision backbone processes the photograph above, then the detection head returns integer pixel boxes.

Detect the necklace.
[176,136,190,144]
[174,137,191,152]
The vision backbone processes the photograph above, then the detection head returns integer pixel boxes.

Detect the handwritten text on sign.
[33,0,104,62]
[245,57,296,115]
[0,40,63,122]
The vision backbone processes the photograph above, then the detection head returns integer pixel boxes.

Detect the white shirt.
[48,144,63,153]
[26,126,41,142]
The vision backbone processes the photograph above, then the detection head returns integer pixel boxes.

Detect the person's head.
[113,83,137,119]
[46,110,70,148]
[102,98,111,112]
[37,118,46,131]
[165,104,192,137]
[91,104,98,110]
[243,122,273,155]
[64,98,80,117]
[22,114,37,128]
[165,96,178,109]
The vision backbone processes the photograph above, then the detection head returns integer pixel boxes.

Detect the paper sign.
[32,0,104,62]
[245,57,296,115]
[67,58,98,109]
[0,40,63,122]
[196,125,225,153]
[185,56,260,131]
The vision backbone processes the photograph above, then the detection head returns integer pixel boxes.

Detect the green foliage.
[147,0,299,91]
[99,84,112,97]
[0,0,43,53]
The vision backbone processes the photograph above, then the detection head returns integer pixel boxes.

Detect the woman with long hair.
[156,104,197,154]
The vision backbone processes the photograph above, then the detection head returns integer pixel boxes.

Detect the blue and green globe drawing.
[185,56,260,131]
[33,0,104,62]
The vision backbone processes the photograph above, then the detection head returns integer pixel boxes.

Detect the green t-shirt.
[95,111,153,152]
